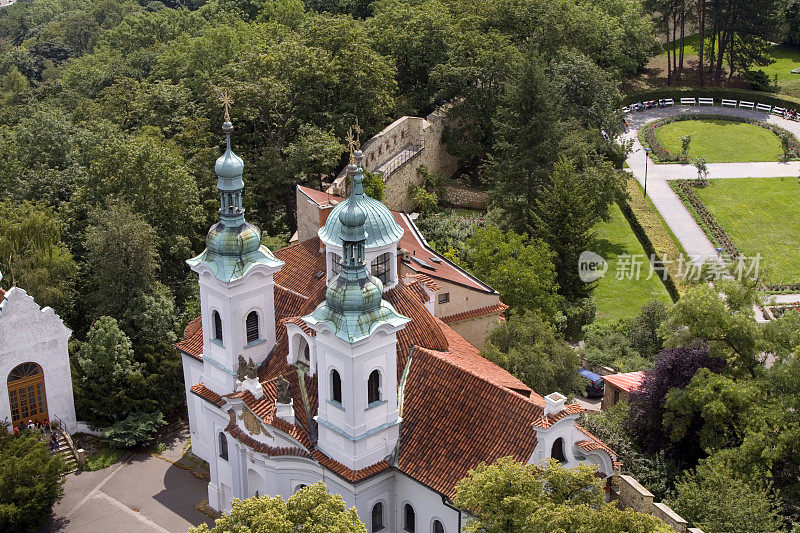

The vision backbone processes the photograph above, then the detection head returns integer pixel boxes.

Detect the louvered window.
[213,311,223,342]
[246,311,259,343]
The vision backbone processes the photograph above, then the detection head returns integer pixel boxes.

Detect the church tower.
[187,107,284,394]
[303,151,410,471]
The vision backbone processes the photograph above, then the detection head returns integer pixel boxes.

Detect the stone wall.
[328,106,460,212]
[615,474,698,532]
[442,185,489,210]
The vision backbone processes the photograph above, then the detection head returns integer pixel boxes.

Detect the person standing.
[49,432,59,452]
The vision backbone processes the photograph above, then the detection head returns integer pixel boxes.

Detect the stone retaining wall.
[327,106,459,211]
[442,185,489,210]
[616,474,698,532]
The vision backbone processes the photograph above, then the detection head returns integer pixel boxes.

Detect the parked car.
[579,368,605,398]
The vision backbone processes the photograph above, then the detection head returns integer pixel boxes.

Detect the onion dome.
[214,122,244,180]
[187,119,283,282]
[319,151,403,249]
[304,156,409,343]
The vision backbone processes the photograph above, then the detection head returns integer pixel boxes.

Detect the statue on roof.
[276,375,291,404]
[236,354,258,382]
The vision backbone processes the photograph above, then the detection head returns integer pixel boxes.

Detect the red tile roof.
[179,233,616,498]
[440,302,509,325]
[531,403,585,429]
[575,425,617,457]
[177,317,204,360]
[297,185,498,294]
[413,273,441,292]
[602,371,645,393]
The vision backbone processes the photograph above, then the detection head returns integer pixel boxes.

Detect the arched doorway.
[7,362,48,426]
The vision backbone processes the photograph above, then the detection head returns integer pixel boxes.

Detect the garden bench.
[680,97,696,105]
[756,103,772,113]
[663,98,674,106]
[738,100,755,110]
[772,106,786,116]
[721,99,738,108]
[698,97,714,106]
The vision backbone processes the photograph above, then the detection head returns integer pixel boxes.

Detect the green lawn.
[654,118,783,163]
[694,177,800,284]
[757,46,800,99]
[592,203,673,323]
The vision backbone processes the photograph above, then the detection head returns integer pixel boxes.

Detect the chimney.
[544,392,567,416]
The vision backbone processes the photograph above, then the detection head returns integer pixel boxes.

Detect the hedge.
[637,114,800,163]
[617,198,681,302]
[623,87,800,110]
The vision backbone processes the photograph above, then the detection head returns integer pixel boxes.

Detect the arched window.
[370,252,392,284]
[404,503,416,532]
[368,370,381,405]
[371,502,385,531]
[246,311,259,344]
[294,484,307,492]
[213,310,223,343]
[330,252,343,276]
[551,437,566,463]
[219,432,228,461]
[331,370,342,404]
[432,520,444,533]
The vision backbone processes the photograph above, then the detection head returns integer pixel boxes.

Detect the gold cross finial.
[346,126,356,164]
[219,90,233,123]
[352,117,362,149]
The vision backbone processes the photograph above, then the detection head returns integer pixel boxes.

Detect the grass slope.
[654,118,783,163]
[592,203,673,323]
[694,177,800,284]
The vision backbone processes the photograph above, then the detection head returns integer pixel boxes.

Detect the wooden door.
[7,362,48,426]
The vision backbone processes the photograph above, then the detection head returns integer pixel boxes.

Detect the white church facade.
[177,120,617,532]
[0,276,77,433]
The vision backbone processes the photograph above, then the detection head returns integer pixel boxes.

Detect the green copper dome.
[319,156,403,249]
[187,120,283,282]
[304,156,408,343]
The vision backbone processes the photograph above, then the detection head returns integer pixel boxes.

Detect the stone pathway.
[622,105,800,319]
[622,105,800,264]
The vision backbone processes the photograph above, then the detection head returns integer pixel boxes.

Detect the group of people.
[780,108,799,120]
[13,419,59,451]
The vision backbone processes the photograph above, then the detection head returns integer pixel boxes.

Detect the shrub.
[100,411,166,448]
[742,69,773,92]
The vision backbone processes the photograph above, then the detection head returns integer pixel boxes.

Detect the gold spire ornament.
[219,90,234,123]
[352,117,362,149]
[346,126,356,164]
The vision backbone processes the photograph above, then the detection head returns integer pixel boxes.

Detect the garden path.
[622,105,800,320]
[622,105,800,264]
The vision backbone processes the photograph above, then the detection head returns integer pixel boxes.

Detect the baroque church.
[176,118,617,532]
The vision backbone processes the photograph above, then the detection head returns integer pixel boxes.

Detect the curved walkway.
[622,106,800,264]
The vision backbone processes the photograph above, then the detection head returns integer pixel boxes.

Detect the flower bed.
[672,179,741,260]
[638,114,800,163]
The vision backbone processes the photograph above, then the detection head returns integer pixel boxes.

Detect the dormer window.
[213,310,223,343]
[246,311,259,344]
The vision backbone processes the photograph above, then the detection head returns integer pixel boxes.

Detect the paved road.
[622,105,800,264]
[42,438,213,533]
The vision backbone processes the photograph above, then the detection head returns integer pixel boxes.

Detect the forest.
[2,0,800,530]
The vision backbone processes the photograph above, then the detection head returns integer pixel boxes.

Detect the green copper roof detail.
[305,153,408,343]
[188,120,283,282]
[319,153,403,249]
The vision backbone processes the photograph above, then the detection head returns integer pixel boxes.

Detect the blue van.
[579,368,605,398]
